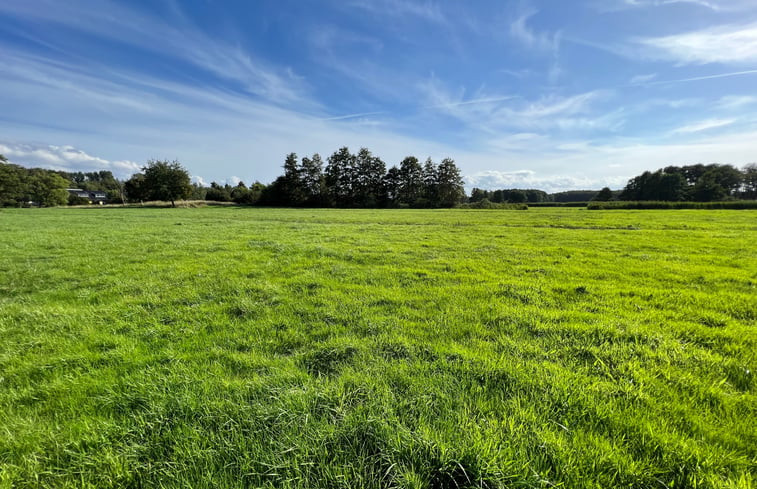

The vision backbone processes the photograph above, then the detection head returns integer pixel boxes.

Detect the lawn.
[0,207,754,488]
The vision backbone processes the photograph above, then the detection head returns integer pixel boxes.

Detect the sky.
[1,0,756,192]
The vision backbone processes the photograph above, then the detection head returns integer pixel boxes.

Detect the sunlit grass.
[0,207,755,488]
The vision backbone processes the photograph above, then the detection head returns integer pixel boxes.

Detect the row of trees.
[4,152,757,208]
[254,148,466,208]
[618,164,757,202]
[469,188,550,204]
[0,155,71,207]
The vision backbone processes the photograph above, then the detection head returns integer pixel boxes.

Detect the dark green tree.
[301,153,325,206]
[691,171,727,201]
[124,173,148,202]
[382,166,402,206]
[593,187,614,202]
[282,153,306,205]
[398,156,423,205]
[421,158,438,204]
[435,158,465,207]
[325,147,355,207]
[141,159,192,207]
[469,188,487,203]
[353,148,386,207]
[742,163,757,199]
[27,169,69,207]
[0,157,29,207]
[205,182,232,202]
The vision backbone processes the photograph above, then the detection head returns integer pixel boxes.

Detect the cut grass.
[0,207,755,488]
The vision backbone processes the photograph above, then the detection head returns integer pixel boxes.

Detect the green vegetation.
[0,208,755,488]
[588,200,757,210]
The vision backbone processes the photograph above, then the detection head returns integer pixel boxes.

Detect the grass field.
[0,207,755,488]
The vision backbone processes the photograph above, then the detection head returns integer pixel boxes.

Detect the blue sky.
[1,0,756,191]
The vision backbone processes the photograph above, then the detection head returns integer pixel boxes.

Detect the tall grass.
[0,208,754,488]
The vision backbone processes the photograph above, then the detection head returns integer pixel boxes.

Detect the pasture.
[0,207,755,488]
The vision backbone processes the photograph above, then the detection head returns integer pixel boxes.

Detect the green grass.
[0,207,755,488]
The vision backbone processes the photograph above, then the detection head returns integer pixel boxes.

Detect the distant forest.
[1,151,756,207]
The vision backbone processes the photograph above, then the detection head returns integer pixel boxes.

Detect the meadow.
[0,207,754,488]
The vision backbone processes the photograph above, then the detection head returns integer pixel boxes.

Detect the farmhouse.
[67,189,108,205]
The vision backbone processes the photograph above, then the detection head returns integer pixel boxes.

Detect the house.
[67,189,108,205]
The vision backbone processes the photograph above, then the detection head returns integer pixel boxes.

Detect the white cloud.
[671,118,736,134]
[716,95,757,109]
[0,141,140,177]
[639,23,757,65]
[466,170,628,192]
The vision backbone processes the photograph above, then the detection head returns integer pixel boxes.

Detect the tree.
[507,190,527,203]
[398,156,423,205]
[593,187,613,201]
[435,158,465,207]
[704,164,742,197]
[353,148,386,207]
[205,182,231,202]
[421,158,438,205]
[282,153,306,205]
[141,159,192,207]
[27,169,69,207]
[301,153,325,206]
[691,171,727,202]
[383,166,402,206]
[0,157,28,207]
[619,170,685,201]
[124,173,148,202]
[325,147,355,206]
[742,163,757,199]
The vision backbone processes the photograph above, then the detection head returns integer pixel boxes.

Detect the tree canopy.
[260,147,466,208]
[125,160,192,206]
[619,164,750,202]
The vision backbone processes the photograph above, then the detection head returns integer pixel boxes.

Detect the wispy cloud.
[638,22,757,65]
[643,69,757,85]
[344,0,447,24]
[509,11,561,54]
[0,0,308,105]
[671,118,736,134]
[630,73,658,84]
[615,0,757,12]
[420,78,616,134]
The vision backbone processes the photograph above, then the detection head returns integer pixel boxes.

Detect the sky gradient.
[1,0,756,191]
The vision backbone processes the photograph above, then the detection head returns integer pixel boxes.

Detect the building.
[67,189,108,205]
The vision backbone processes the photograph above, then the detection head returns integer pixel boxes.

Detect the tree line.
[2,151,757,208]
[254,147,466,208]
[617,163,757,202]
[0,155,71,207]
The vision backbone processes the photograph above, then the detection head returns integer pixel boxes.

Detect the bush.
[587,200,757,210]
[459,199,528,210]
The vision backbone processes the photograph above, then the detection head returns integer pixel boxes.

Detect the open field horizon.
[1,207,755,488]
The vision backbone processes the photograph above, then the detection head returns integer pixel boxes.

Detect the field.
[0,207,755,488]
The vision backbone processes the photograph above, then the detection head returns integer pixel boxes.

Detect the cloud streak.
[671,118,736,134]
[0,0,308,105]
[638,22,757,65]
